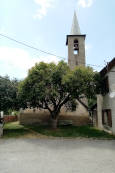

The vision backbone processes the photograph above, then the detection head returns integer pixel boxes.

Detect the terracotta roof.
[100,58,115,76]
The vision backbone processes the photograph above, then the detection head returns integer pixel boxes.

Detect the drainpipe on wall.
[110,90,115,134]
[97,95,103,130]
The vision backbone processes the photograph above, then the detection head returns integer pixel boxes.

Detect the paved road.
[0,138,115,173]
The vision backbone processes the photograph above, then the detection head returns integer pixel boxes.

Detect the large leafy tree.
[0,76,19,114]
[18,61,99,128]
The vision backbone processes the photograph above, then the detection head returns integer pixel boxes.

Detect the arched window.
[73,39,79,55]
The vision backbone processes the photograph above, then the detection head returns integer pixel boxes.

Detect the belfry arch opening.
[73,39,79,55]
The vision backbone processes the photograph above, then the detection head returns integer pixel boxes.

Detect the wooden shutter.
[107,110,112,127]
[102,110,105,125]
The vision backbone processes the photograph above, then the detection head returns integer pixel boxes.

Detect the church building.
[66,11,86,69]
[64,11,88,115]
[19,12,89,126]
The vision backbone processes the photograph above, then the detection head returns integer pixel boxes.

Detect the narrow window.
[74,50,78,55]
[73,39,79,55]
[102,109,112,127]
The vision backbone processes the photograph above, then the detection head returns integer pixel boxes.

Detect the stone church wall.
[68,36,85,70]
[19,111,90,126]
[19,103,89,126]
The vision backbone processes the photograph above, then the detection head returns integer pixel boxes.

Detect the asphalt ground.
[0,138,115,173]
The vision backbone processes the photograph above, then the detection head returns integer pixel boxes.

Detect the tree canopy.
[18,61,99,128]
[0,76,19,114]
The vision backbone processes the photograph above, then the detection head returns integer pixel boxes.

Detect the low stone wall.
[59,115,90,126]
[19,111,90,126]
[19,112,50,125]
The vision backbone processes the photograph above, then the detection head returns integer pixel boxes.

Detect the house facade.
[95,58,115,134]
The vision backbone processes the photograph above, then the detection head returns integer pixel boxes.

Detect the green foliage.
[88,97,97,109]
[3,122,29,138]
[87,72,105,108]
[0,76,20,114]
[63,66,96,98]
[18,61,99,120]
[7,109,19,116]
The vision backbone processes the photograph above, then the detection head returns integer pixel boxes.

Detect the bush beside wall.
[4,115,18,123]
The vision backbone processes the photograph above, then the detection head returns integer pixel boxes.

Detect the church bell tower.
[66,11,86,70]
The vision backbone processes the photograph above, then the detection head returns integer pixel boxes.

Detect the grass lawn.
[3,121,115,139]
[27,124,115,139]
[3,122,30,138]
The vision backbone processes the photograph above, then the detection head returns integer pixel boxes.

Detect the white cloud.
[39,55,60,64]
[0,46,60,79]
[33,0,55,19]
[77,0,94,8]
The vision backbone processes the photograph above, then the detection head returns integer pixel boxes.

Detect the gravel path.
[0,138,115,173]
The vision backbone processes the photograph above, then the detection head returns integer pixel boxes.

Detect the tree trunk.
[50,118,58,129]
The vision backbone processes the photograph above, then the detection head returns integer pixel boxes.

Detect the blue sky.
[0,0,115,79]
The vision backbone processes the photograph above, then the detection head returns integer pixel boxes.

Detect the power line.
[0,33,104,68]
[87,63,103,68]
[0,33,65,60]
[76,60,103,68]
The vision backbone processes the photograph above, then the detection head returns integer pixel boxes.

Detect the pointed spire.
[71,11,81,35]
